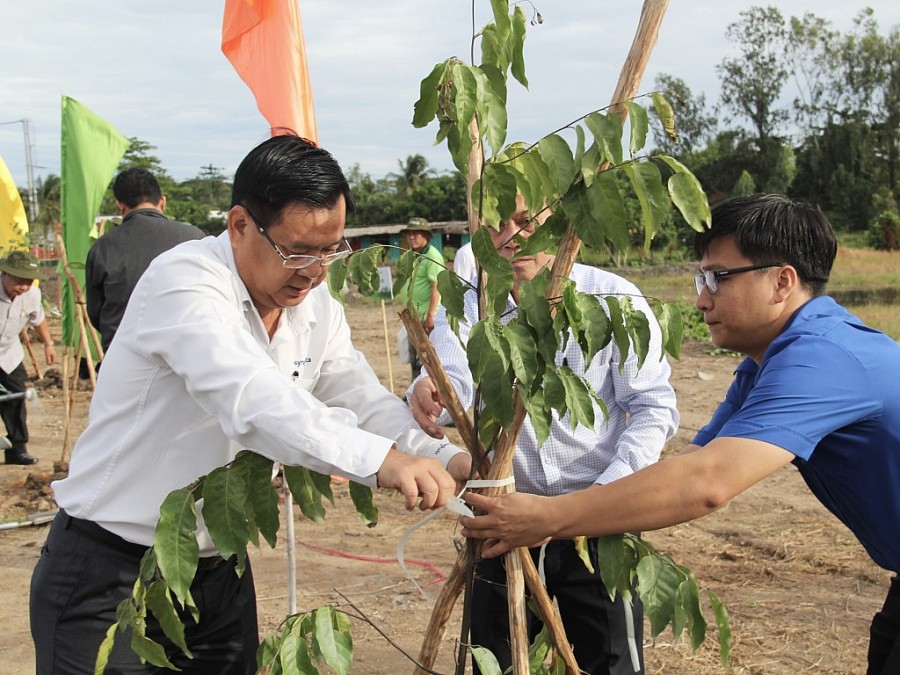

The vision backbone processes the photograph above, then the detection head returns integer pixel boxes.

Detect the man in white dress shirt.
[408,196,678,674]
[30,135,469,674]
[0,250,56,464]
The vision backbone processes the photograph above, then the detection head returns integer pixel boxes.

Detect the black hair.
[694,194,837,296]
[230,134,355,228]
[113,167,162,208]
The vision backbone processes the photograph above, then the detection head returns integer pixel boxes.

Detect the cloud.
[1,0,898,191]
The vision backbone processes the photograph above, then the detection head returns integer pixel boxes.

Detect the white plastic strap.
[395,476,516,601]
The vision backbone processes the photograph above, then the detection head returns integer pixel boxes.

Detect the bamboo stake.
[20,330,43,380]
[60,346,71,463]
[55,233,98,388]
[380,300,395,393]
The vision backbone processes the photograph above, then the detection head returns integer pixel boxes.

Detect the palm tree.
[390,154,435,195]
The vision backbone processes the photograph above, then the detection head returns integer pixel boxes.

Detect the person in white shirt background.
[0,250,56,465]
[408,195,678,675]
[30,134,470,675]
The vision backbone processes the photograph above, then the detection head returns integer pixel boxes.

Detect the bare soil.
[0,298,890,674]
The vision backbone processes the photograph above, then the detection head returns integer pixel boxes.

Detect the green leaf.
[637,554,681,638]
[542,368,566,419]
[622,100,650,153]
[471,646,504,675]
[479,351,515,428]
[475,66,508,157]
[518,274,557,364]
[412,62,446,128]
[489,0,512,41]
[538,134,576,194]
[145,580,191,657]
[510,6,529,88]
[451,63,478,130]
[283,465,327,523]
[563,182,604,251]
[621,161,670,249]
[584,112,624,166]
[708,590,732,666]
[327,260,347,302]
[312,606,353,675]
[471,227,513,316]
[655,155,711,232]
[153,488,199,608]
[202,465,250,573]
[677,577,707,650]
[573,535,595,574]
[279,633,316,675]
[520,387,551,446]
[482,317,511,372]
[596,534,628,601]
[130,632,177,669]
[347,245,382,296]
[256,634,280,673]
[309,471,335,506]
[651,91,678,143]
[623,298,651,370]
[575,293,612,367]
[446,118,474,174]
[649,299,683,360]
[591,171,628,252]
[604,296,630,373]
[392,249,416,299]
[506,322,540,392]
[93,622,119,675]
[528,624,553,671]
[438,269,468,328]
[349,481,378,527]
[241,451,280,549]
[481,162,519,226]
[557,367,595,431]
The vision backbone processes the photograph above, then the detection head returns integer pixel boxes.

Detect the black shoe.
[5,450,37,465]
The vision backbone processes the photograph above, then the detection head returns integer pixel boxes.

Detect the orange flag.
[221,0,318,143]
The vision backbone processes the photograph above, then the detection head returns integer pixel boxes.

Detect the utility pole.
[0,118,39,224]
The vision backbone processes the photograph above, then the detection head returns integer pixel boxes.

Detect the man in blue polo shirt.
[460,194,900,674]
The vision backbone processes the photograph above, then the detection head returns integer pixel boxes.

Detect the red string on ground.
[296,539,446,587]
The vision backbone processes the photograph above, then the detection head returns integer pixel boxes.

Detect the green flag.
[60,95,129,348]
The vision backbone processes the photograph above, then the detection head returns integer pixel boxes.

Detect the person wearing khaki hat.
[400,217,444,377]
[0,250,56,465]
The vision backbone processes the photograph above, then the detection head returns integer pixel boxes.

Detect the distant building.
[345,220,469,261]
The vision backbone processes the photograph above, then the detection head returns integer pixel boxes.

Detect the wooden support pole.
[20,330,43,380]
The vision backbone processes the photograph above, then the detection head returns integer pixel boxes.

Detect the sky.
[2,1,899,193]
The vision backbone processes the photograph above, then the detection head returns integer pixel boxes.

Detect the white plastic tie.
[395,475,516,601]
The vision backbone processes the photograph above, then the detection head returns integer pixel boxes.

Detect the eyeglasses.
[694,263,783,295]
[244,206,352,270]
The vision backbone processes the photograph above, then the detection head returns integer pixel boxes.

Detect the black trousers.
[869,575,900,674]
[30,511,258,674]
[471,538,644,675]
[0,362,29,449]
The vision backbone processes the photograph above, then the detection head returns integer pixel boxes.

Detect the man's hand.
[446,451,474,493]
[376,448,456,511]
[409,377,445,438]
[459,492,553,558]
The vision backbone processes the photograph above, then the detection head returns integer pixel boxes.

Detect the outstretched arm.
[461,436,794,557]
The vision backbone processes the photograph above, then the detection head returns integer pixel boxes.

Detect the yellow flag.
[0,154,29,255]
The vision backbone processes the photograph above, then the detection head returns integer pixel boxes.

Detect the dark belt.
[59,509,226,571]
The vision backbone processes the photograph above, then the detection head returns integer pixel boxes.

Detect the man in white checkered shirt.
[408,195,678,675]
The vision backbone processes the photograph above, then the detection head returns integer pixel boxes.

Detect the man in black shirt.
[86,168,205,352]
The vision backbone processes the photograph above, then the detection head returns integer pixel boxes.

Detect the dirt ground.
[0,298,891,674]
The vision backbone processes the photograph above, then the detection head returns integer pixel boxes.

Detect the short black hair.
[113,168,162,208]
[694,194,837,296]
[231,134,355,229]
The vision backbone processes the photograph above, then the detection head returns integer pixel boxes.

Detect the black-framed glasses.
[244,206,352,270]
[694,263,783,295]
